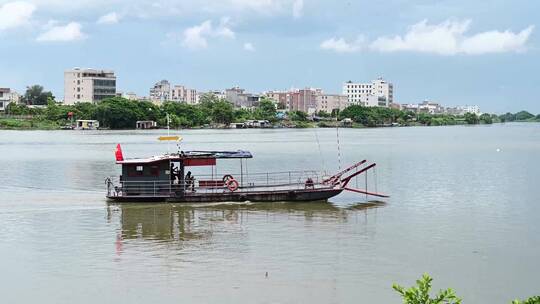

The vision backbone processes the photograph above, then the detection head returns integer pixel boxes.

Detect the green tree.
[5,103,43,115]
[289,110,308,121]
[22,85,55,105]
[393,274,461,304]
[233,108,254,122]
[464,112,479,124]
[94,97,144,129]
[162,101,206,127]
[255,98,277,121]
[479,113,493,124]
[211,100,234,124]
[417,113,433,126]
[515,111,534,121]
[316,110,331,118]
[499,112,515,122]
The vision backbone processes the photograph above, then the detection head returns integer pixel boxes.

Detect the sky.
[0,0,538,113]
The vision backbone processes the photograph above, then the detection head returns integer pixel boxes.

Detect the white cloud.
[97,12,119,25]
[292,0,303,18]
[0,1,36,31]
[320,37,362,53]
[36,22,86,42]
[369,19,534,55]
[460,26,534,55]
[182,18,235,50]
[243,42,255,51]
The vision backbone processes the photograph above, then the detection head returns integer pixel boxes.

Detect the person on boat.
[305,177,314,189]
[185,171,195,191]
[170,163,180,184]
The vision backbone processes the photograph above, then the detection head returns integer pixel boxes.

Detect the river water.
[1,124,539,303]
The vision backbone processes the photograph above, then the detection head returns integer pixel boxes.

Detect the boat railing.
[106,170,334,198]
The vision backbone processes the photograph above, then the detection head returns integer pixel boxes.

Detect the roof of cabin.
[117,150,252,164]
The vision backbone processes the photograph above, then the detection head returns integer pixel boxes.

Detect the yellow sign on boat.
[158,136,182,141]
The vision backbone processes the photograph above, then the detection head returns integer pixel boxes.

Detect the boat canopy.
[117,150,253,164]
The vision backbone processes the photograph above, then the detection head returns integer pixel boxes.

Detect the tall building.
[298,88,322,114]
[225,87,260,108]
[316,94,349,113]
[171,85,198,104]
[149,80,171,104]
[343,77,394,107]
[149,80,198,105]
[64,68,116,104]
[265,88,346,114]
[0,88,19,111]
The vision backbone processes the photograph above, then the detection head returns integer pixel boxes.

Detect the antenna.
[167,113,170,153]
[336,124,342,170]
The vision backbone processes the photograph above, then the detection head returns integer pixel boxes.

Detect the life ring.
[226,178,239,192]
[223,174,234,183]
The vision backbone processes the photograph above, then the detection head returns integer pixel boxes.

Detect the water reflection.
[107,201,386,245]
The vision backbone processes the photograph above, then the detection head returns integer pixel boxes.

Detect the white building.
[316,94,348,113]
[122,92,140,100]
[343,77,394,107]
[457,105,480,115]
[0,88,19,112]
[64,68,116,104]
[205,90,226,100]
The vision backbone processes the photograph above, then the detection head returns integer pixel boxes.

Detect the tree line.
[6,92,281,129]
[4,84,540,129]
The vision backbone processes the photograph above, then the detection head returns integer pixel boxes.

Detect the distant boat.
[105,140,388,203]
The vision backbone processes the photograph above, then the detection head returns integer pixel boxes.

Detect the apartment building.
[343,77,394,107]
[316,94,349,113]
[171,85,198,104]
[149,80,171,104]
[0,88,19,111]
[149,80,198,105]
[265,88,347,114]
[64,68,116,104]
[225,87,260,109]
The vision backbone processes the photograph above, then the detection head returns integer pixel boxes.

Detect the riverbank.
[2,96,539,130]
[4,116,539,130]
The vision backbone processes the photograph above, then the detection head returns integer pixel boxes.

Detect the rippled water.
[1,124,539,303]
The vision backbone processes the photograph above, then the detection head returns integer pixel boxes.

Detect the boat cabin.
[115,150,252,197]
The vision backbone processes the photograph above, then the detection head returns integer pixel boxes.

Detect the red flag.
[115,144,124,162]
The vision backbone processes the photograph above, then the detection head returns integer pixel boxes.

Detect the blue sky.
[0,0,538,113]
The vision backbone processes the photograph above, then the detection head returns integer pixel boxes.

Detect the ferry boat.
[105,140,388,203]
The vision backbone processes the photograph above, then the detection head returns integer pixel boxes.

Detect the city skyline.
[1,0,538,113]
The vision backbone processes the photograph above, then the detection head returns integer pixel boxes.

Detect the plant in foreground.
[393,273,461,304]
[512,296,540,304]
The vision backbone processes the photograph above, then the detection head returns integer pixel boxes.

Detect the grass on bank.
[0,117,59,130]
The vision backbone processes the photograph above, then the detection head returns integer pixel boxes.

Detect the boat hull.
[107,188,343,203]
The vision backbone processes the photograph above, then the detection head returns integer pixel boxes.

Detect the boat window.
[136,166,143,171]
